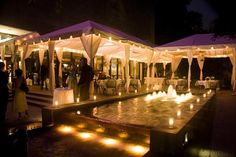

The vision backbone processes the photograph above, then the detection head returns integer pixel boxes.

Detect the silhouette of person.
[67,58,78,102]
[78,57,94,101]
[0,62,9,125]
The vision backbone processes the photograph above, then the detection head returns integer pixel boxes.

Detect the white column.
[140,63,143,81]
[124,44,130,93]
[187,51,193,89]
[48,41,55,93]
[133,60,137,79]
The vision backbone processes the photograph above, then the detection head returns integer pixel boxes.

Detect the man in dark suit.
[0,62,9,125]
[78,58,94,101]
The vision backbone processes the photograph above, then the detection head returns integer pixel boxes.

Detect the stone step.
[27,99,52,108]
[26,94,53,104]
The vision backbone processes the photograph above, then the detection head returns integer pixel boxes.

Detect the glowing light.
[101,138,118,146]
[177,110,181,119]
[93,107,98,116]
[96,127,105,133]
[211,46,214,50]
[185,132,188,143]
[177,49,180,51]
[118,132,128,138]
[76,110,81,115]
[203,93,206,98]
[93,95,97,100]
[59,37,61,40]
[70,35,73,39]
[109,36,112,41]
[29,35,33,38]
[77,123,86,128]
[135,89,137,93]
[146,88,149,91]
[169,118,174,128]
[76,98,80,103]
[196,98,200,103]
[57,125,75,134]
[189,104,194,111]
[165,49,168,52]
[127,145,148,155]
[77,132,93,140]
[118,92,121,96]
[55,101,58,106]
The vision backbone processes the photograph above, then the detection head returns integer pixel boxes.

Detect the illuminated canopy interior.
[155,33,236,90]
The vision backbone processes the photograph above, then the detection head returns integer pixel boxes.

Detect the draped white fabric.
[56,48,63,79]
[80,34,102,65]
[232,49,236,91]
[38,49,45,66]
[124,44,130,92]
[146,49,154,87]
[21,44,33,78]
[171,56,182,79]
[197,53,205,80]
[187,51,193,89]
[0,45,5,61]
[163,62,167,76]
[48,41,55,93]
[140,63,143,81]
[103,55,111,76]
[133,60,137,79]
[120,58,125,80]
[229,53,235,88]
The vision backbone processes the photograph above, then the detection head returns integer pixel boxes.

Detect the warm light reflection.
[118,101,121,105]
[77,98,80,103]
[77,123,86,129]
[77,132,94,140]
[177,110,181,119]
[55,101,58,106]
[118,92,121,96]
[190,104,194,111]
[96,127,105,133]
[101,138,118,146]
[169,118,174,128]
[57,125,75,134]
[76,110,81,115]
[127,145,149,155]
[93,95,97,100]
[118,132,128,138]
[196,98,200,103]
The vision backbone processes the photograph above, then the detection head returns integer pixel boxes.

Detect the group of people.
[0,62,29,125]
[66,57,94,101]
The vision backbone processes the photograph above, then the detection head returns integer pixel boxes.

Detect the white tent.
[156,33,236,91]
[24,20,157,93]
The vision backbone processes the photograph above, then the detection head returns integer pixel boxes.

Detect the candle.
[118,92,121,96]
[93,95,97,100]
[196,98,200,103]
[190,104,193,111]
[77,98,80,103]
[177,110,181,119]
[169,118,174,128]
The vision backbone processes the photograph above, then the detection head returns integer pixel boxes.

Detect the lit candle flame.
[169,118,174,128]
[177,110,181,118]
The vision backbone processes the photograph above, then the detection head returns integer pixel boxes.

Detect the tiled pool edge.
[149,93,216,156]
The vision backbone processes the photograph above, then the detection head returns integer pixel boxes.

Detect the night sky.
[0,0,234,44]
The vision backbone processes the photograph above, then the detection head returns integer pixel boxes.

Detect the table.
[53,87,74,106]
[195,80,220,89]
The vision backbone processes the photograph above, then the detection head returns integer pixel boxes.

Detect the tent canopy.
[25,20,156,63]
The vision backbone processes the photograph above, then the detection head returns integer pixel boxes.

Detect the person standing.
[0,62,9,125]
[12,69,29,119]
[78,57,94,101]
[66,59,78,102]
